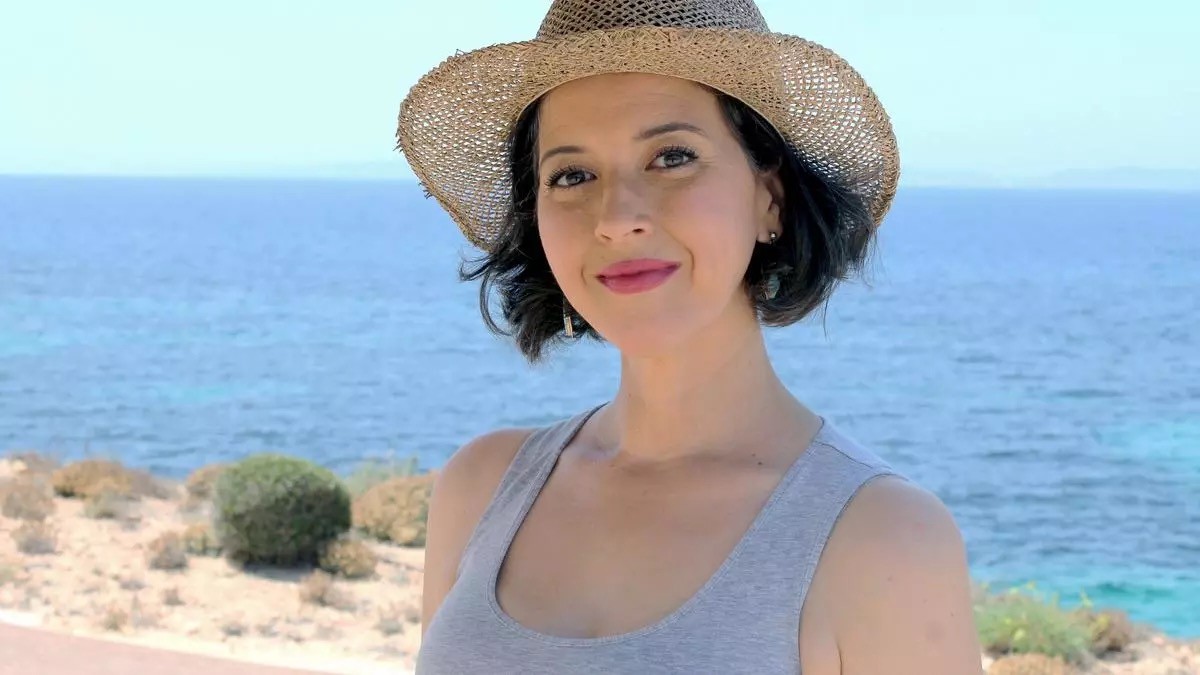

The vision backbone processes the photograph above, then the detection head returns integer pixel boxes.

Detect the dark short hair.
[460,85,880,365]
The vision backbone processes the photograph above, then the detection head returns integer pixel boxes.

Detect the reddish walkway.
[0,623,337,675]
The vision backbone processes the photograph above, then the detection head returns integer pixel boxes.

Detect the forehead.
[537,73,721,140]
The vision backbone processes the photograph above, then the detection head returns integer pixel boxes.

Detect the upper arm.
[421,427,535,636]
[825,476,983,675]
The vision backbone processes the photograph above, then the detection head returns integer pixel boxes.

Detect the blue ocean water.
[1,175,1197,637]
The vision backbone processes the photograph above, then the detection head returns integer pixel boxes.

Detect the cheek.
[664,179,757,277]
[535,207,586,288]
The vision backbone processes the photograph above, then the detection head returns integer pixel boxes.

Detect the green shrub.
[975,582,1091,663]
[213,454,351,566]
[352,473,434,546]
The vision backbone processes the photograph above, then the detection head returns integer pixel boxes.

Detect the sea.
[1,175,1197,637]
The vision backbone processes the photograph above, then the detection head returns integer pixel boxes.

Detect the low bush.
[5,450,61,476]
[180,522,222,556]
[52,459,173,500]
[0,477,55,521]
[146,532,189,570]
[100,602,129,632]
[213,454,351,566]
[83,480,137,520]
[297,570,356,611]
[184,463,227,501]
[1075,605,1135,655]
[12,520,57,555]
[161,587,184,606]
[352,472,435,546]
[53,460,132,499]
[975,582,1092,663]
[318,536,378,579]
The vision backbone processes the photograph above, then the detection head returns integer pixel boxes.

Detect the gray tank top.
[417,401,908,674]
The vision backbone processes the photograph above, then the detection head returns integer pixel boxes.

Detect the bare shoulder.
[832,475,965,562]
[433,426,537,505]
[815,476,984,674]
[429,425,538,548]
[421,426,537,634]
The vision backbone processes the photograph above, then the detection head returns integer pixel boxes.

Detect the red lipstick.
[596,258,680,295]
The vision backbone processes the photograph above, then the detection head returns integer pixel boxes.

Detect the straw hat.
[395,0,900,252]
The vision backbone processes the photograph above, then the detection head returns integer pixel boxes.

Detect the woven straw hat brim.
[396,26,900,253]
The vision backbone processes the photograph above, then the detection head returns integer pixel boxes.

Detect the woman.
[396,1,982,673]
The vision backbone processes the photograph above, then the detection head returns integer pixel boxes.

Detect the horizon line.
[1,168,1198,194]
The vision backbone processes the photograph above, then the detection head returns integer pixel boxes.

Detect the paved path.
[0,623,341,675]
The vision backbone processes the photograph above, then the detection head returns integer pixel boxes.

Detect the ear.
[755,163,785,243]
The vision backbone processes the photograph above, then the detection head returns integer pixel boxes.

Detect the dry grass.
[375,601,420,636]
[146,531,189,570]
[184,463,227,501]
[52,458,175,501]
[1078,607,1136,655]
[986,653,1074,674]
[99,602,129,632]
[6,450,62,476]
[220,616,248,637]
[129,594,160,629]
[351,473,435,546]
[83,487,137,520]
[318,536,377,579]
[161,586,185,606]
[0,558,22,586]
[0,476,55,521]
[179,522,221,557]
[12,520,57,555]
[297,570,357,612]
[117,575,146,592]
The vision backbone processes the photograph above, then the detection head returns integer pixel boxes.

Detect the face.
[535,72,782,356]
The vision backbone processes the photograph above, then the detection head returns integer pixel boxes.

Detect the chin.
[589,313,701,357]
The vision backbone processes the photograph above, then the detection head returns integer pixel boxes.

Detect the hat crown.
[537,0,769,39]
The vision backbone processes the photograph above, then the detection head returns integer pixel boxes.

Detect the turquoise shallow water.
[1,176,1197,636]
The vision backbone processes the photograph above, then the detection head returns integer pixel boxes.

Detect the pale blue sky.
[1,1,1196,187]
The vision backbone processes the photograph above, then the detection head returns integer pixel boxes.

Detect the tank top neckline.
[485,400,832,647]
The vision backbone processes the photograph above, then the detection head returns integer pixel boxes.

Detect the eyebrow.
[538,121,707,167]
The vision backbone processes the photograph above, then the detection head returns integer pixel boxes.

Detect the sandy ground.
[0,460,422,674]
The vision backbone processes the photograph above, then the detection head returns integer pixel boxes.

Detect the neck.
[592,308,811,467]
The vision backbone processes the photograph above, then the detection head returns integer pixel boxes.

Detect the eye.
[543,146,699,190]
[651,145,698,169]
[545,165,591,189]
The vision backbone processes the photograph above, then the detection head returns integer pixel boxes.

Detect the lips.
[597,258,680,278]
[594,258,681,295]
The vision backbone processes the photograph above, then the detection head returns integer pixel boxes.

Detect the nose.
[593,174,651,242]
